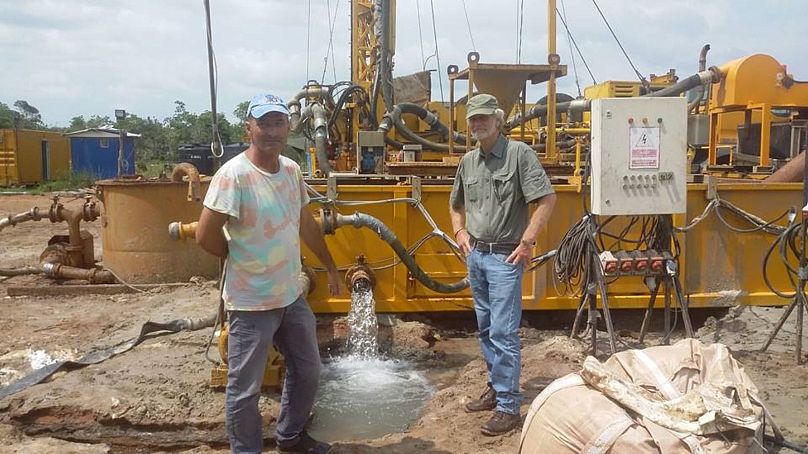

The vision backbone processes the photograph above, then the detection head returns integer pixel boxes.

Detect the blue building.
[66,128,139,179]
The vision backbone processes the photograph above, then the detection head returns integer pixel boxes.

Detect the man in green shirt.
[449,94,556,436]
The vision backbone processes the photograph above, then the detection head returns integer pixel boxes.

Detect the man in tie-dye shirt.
[197,93,341,454]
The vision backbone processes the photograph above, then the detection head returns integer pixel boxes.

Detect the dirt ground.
[0,193,807,453]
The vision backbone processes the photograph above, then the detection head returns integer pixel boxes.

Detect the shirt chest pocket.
[464,177,480,203]
[493,171,516,202]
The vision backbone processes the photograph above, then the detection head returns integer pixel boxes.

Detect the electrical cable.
[460,0,476,52]
[559,0,582,96]
[555,7,597,85]
[416,0,426,69]
[589,0,648,90]
[321,0,342,83]
[428,0,445,103]
[202,0,224,159]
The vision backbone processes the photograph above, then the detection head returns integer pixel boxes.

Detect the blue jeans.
[225,296,321,454]
[466,248,524,415]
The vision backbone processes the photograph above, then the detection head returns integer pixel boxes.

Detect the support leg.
[638,277,659,344]
[669,270,694,338]
[593,257,617,354]
[761,297,799,352]
[663,279,671,345]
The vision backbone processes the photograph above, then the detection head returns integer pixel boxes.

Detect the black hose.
[384,103,468,152]
[0,314,217,399]
[689,44,711,114]
[507,68,720,129]
[340,212,469,293]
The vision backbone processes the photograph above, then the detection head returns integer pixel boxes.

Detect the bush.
[31,172,96,195]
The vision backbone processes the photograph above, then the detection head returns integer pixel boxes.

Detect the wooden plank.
[6,283,192,297]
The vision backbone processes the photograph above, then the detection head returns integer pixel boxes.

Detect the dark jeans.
[225,296,321,453]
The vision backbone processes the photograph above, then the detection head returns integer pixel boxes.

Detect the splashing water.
[308,284,434,442]
[346,286,378,359]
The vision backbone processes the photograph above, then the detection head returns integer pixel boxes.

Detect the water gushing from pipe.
[346,286,378,359]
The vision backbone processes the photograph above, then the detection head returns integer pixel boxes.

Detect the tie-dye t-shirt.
[203,153,310,311]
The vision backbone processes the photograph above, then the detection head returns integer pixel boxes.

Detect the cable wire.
[306,0,311,81]
[416,0,426,70]
[590,0,647,89]
[559,0,581,96]
[516,0,525,63]
[460,0,477,51]
[555,8,596,85]
[202,0,224,159]
[429,0,445,103]
[321,0,341,83]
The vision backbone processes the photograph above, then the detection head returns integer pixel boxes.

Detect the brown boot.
[464,383,496,413]
[481,411,521,436]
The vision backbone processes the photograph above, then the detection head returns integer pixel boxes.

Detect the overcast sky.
[1,0,805,127]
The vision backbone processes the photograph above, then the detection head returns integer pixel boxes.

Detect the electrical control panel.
[357,131,386,174]
[590,97,687,215]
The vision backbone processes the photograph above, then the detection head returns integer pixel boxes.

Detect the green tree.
[13,100,44,129]
[68,116,87,131]
[0,102,15,128]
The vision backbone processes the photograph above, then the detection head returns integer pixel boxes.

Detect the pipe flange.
[345,255,375,292]
[319,207,338,235]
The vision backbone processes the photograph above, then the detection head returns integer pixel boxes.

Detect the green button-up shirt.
[449,135,554,244]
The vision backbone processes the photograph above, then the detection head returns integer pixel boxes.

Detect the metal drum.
[96,178,218,283]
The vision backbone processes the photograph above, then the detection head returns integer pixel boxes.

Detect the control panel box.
[357,131,386,174]
[590,97,687,215]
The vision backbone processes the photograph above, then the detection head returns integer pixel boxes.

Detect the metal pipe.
[0,266,42,277]
[689,44,711,114]
[42,263,116,284]
[506,68,722,130]
[311,103,332,175]
[288,84,329,131]
[171,162,202,202]
[335,212,469,293]
[168,221,198,240]
[0,207,45,232]
[345,255,376,292]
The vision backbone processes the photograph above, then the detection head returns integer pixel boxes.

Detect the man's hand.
[326,268,342,296]
[506,243,532,268]
[456,229,473,257]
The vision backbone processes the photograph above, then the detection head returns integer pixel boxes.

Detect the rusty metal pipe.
[172,162,202,202]
[345,255,376,293]
[42,263,116,284]
[0,266,43,277]
[0,207,45,232]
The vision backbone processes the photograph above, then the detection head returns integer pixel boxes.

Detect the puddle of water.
[308,287,434,442]
[309,357,434,442]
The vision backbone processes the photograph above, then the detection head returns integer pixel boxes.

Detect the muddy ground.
[0,193,806,453]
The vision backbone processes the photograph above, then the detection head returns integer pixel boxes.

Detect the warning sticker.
[629,127,660,169]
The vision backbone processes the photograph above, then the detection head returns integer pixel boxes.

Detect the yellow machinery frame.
[302,181,802,313]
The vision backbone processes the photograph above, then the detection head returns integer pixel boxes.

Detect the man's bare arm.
[449,205,472,256]
[521,192,556,246]
[196,207,229,258]
[300,208,342,295]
